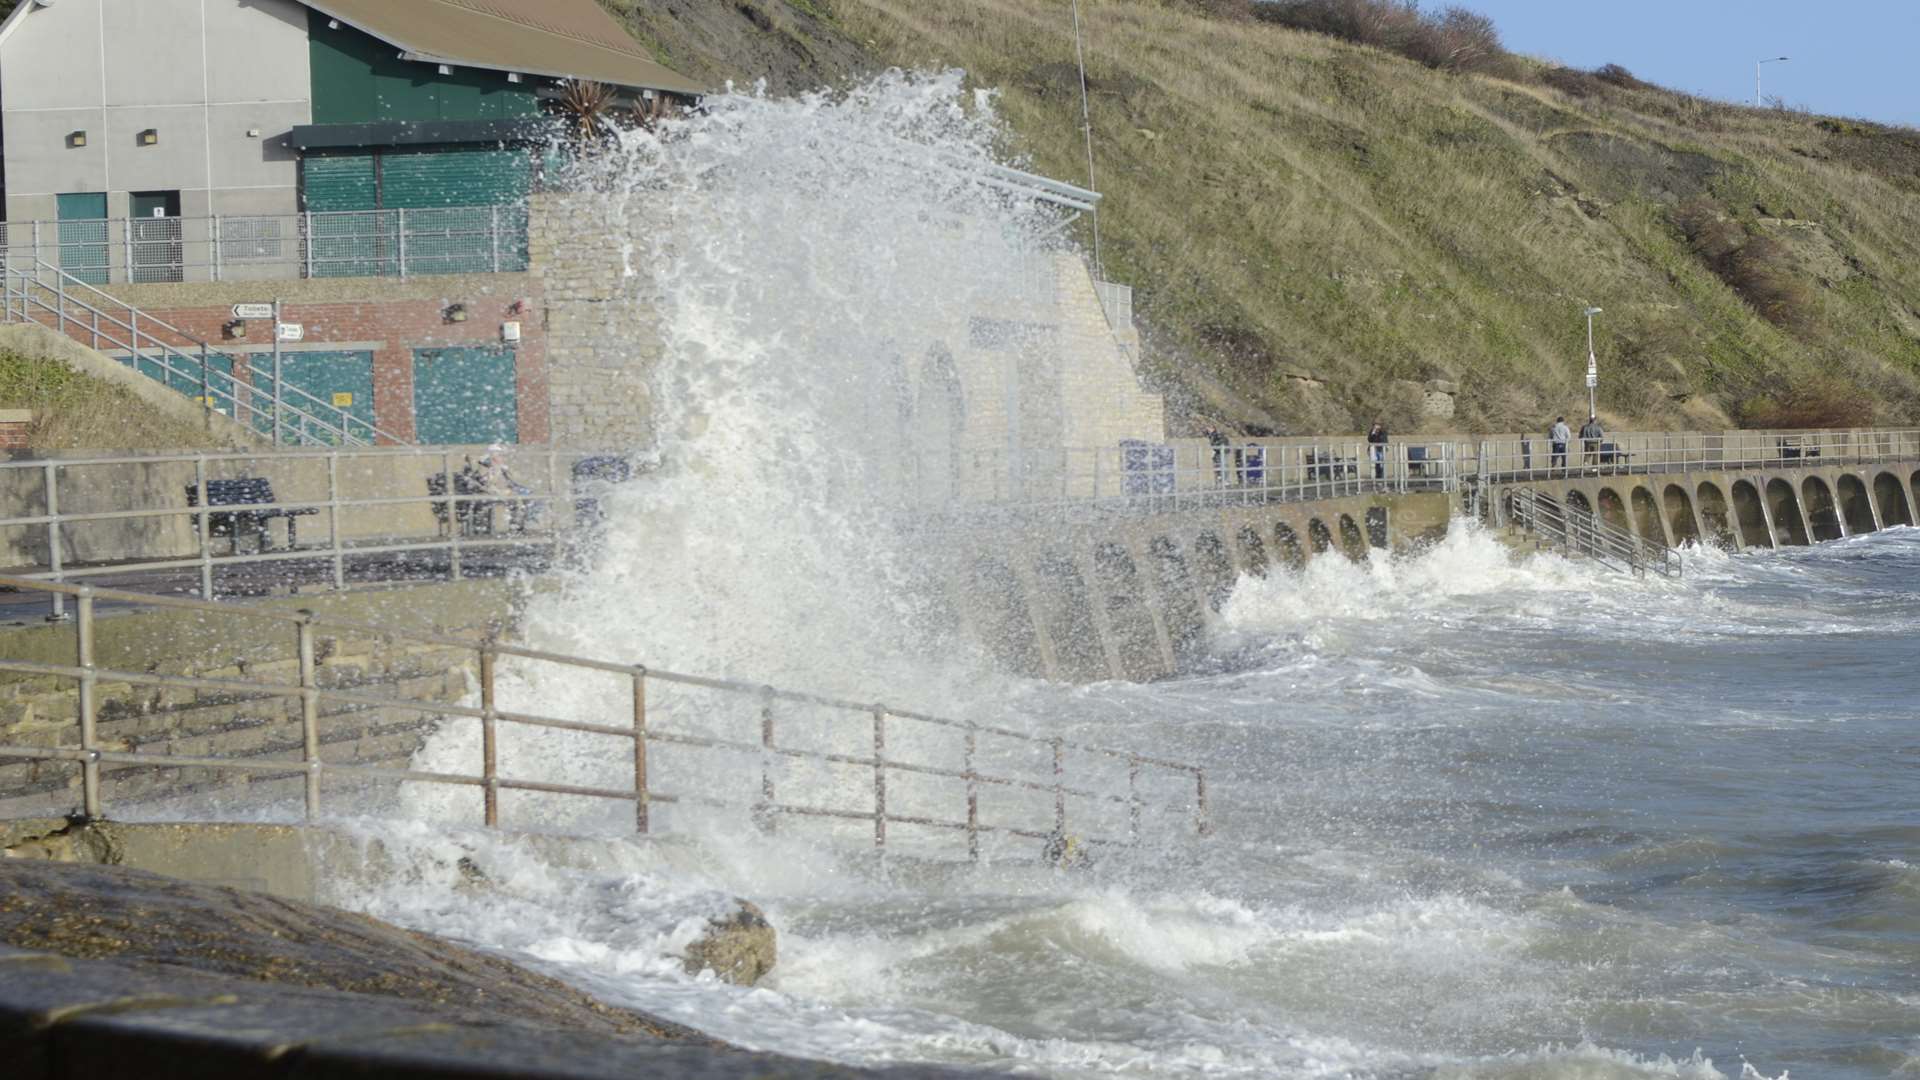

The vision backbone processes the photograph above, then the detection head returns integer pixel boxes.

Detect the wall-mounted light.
[66,130,86,148]
[327,18,339,29]
[245,128,262,139]
[223,319,248,340]
[137,128,159,146]
[642,89,657,101]
[443,303,468,324]
[507,298,529,316]
[507,72,523,84]
[437,63,452,76]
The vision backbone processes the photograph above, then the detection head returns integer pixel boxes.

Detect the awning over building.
[299,0,706,96]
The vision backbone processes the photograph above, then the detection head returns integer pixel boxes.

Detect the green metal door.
[301,150,391,278]
[380,148,531,275]
[56,193,109,285]
[412,347,517,445]
[248,350,377,444]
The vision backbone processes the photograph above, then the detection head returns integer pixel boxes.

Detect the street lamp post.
[1584,306,1602,420]
[1756,56,1789,107]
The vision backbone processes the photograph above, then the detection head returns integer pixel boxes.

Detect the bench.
[1406,445,1432,477]
[427,471,497,537]
[185,477,317,554]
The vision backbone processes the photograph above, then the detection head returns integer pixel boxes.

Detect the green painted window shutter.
[379,148,530,209]
[413,347,519,445]
[302,150,377,212]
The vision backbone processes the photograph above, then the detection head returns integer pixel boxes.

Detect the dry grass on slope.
[0,350,228,451]
[829,0,1920,434]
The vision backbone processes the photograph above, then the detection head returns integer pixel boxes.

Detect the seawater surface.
[340,526,1920,1080]
[319,76,1917,1078]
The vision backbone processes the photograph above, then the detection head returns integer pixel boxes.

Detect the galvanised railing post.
[964,724,979,862]
[1194,769,1211,837]
[631,669,649,834]
[872,704,887,849]
[1051,736,1066,836]
[211,215,222,282]
[397,208,408,280]
[328,452,345,589]
[444,452,463,581]
[194,456,214,600]
[756,687,776,834]
[480,643,499,828]
[75,587,101,818]
[42,461,66,621]
[302,212,315,279]
[1127,756,1142,845]
[197,343,210,411]
[296,612,322,820]
[490,205,501,273]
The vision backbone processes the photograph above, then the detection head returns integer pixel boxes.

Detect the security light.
[66,130,86,148]
[444,303,469,324]
[138,128,159,146]
[437,64,452,75]
[507,72,523,84]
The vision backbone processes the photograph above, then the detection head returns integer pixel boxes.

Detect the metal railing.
[1,257,405,447]
[1507,486,1680,578]
[1,205,530,285]
[0,576,1211,859]
[0,445,624,620]
[1473,429,1920,481]
[904,439,1459,511]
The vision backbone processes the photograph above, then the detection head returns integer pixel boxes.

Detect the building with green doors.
[0,0,701,283]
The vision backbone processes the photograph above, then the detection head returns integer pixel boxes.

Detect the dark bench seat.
[185,477,318,554]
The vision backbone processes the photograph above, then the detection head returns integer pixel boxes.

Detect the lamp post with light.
[1584,306,1602,420]
[1756,56,1789,107]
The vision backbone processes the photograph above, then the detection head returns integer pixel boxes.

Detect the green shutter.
[413,347,519,445]
[378,148,529,208]
[302,150,377,211]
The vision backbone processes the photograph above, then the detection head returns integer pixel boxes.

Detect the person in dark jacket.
[1579,415,1604,469]
[1367,421,1388,480]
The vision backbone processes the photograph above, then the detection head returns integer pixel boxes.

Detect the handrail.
[0,576,1212,859]
[2,257,408,446]
[1508,487,1680,578]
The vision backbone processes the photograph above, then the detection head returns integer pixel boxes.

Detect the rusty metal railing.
[0,577,1210,857]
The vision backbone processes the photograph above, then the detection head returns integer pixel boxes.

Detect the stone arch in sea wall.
[1662,484,1700,546]
[1235,526,1269,579]
[1872,471,1913,527]
[1630,486,1667,547]
[1190,532,1236,612]
[1800,476,1843,542]
[1766,478,1810,546]
[1835,474,1877,535]
[1694,483,1736,549]
[1730,480,1772,549]
[1597,487,1631,534]
[1337,515,1366,561]
[1273,523,1305,570]
[1308,518,1334,555]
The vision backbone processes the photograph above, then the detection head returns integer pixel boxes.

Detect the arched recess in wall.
[1835,474,1876,535]
[967,556,1043,677]
[1629,487,1665,546]
[1663,484,1700,546]
[1597,488,1631,533]
[1308,518,1334,554]
[1337,515,1367,561]
[1236,526,1269,578]
[1911,470,1920,520]
[1148,536,1206,659]
[1565,490,1592,516]
[1800,476,1842,542]
[1273,523,1305,570]
[914,343,966,496]
[1694,483,1736,549]
[1035,549,1108,682]
[1091,542,1166,680]
[1364,507,1388,549]
[1191,532,1237,611]
[1873,471,1914,527]
[1730,480,1772,549]
[1766,478,1810,546]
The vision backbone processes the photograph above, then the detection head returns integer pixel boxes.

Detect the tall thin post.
[195,456,214,600]
[756,688,776,834]
[75,589,100,819]
[871,705,887,849]
[328,452,345,589]
[1051,737,1066,836]
[444,452,463,581]
[964,725,979,862]
[197,342,211,413]
[42,462,65,621]
[631,670,649,834]
[480,645,498,828]
[1195,770,1211,837]
[211,215,222,282]
[397,208,408,279]
[271,298,284,446]
[296,614,322,820]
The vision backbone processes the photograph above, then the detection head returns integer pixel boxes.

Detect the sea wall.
[0,580,513,819]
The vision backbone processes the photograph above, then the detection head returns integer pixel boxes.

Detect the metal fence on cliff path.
[0,576,1211,861]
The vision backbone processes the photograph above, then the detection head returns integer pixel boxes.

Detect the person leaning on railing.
[1367,421,1388,480]
[1580,415,1604,470]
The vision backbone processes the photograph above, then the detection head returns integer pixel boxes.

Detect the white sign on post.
[231,303,274,320]
[1586,373,1598,388]
[276,323,304,342]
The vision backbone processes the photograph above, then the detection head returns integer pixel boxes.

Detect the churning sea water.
[344,526,1919,1079]
[330,77,1918,1078]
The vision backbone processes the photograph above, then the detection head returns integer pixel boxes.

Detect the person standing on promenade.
[1367,421,1388,480]
[1549,416,1571,474]
[1580,415,1604,471]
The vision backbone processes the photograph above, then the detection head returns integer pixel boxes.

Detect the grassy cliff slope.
[604,1,1920,435]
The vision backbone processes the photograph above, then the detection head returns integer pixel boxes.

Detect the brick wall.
[0,410,31,450]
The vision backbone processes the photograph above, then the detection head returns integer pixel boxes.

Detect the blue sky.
[1458,0,1919,128]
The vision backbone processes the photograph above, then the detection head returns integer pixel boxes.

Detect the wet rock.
[682,900,776,986]
[0,857,705,1041]
[0,818,124,865]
